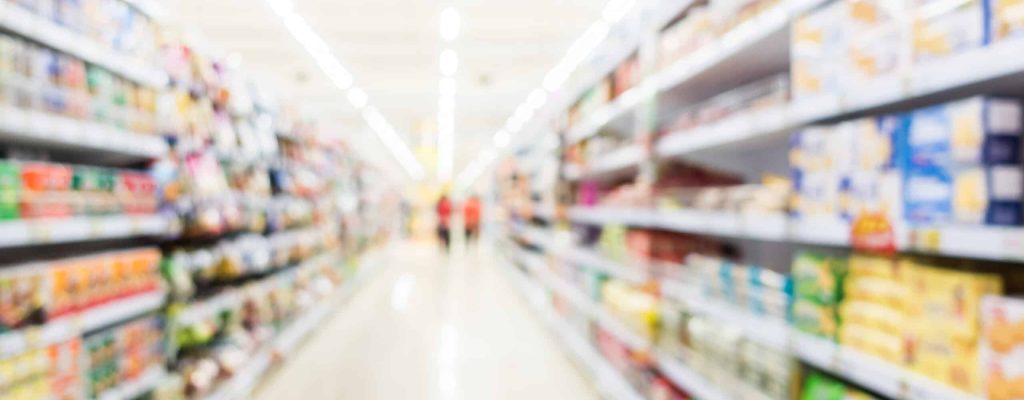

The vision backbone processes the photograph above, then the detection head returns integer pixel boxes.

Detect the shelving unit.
[496,0,1024,398]
[0,214,173,249]
[0,2,168,87]
[0,105,169,160]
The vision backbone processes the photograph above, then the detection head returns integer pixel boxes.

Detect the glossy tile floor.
[254,239,598,400]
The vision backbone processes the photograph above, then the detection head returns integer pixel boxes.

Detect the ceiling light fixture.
[440,7,461,41]
[453,0,641,188]
[440,49,459,76]
[263,0,423,180]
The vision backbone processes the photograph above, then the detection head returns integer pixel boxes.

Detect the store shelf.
[0,214,173,249]
[0,2,168,87]
[576,144,646,180]
[566,85,649,145]
[0,106,168,160]
[0,290,166,360]
[673,288,983,400]
[80,290,167,331]
[560,246,650,284]
[653,353,730,400]
[572,205,1024,262]
[97,365,166,400]
[201,252,379,400]
[501,258,645,400]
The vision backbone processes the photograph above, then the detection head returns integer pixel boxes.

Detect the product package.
[791,1,846,100]
[791,251,848,339]
[903,97,1022,168]
[904,258,1004,392]
[912,0,988,63]
[991,0,1024,42]
[981,295,1024,400]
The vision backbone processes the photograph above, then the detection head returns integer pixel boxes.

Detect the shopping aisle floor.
[254,240,598,400]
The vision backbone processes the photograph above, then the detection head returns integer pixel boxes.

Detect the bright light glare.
[264,0,425,180]
[440,49,459,76]
[346,87,368,109]
[361,107,426,180]
[440,7,461,41]
[493,129,510,147]
[527,89,548,110]
[505,115,523,133]
[602,0,636,23]
[439,77,456,98]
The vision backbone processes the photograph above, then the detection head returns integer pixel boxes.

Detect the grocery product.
[838,254,907,364]
[912,0,988,63]
[800,371,878,400]
[981,295,1024,400]
[791,251,847,339]
[902,97,1024,226]
[991,0,1024,41]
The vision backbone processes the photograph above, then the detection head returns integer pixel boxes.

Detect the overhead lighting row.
[454,0,636,191]
[264,0,424,180]
[437,6,460,183]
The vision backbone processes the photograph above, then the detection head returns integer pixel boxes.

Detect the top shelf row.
[564,0,1024,148]
[0,1,168,88]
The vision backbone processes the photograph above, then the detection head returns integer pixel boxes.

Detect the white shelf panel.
[0,214,173,249]
[581,144,645,179]
[566,84,648,145]
[561,246,650,284]
[0,3,167,87]
[122,0,165,21]
[0,106,168,159]
[573,206,1024,262]
[80,290,167,331]
[97,365,166,400]
[0,290,166,359]
[653,353,730,400]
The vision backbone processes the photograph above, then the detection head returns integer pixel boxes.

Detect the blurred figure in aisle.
[436,194,453,251]
[464,195,482,245]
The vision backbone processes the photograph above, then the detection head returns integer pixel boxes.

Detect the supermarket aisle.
[254,240,598,400]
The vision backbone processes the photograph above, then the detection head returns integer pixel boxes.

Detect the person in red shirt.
[464,195,481,244]
[436,195,452,251]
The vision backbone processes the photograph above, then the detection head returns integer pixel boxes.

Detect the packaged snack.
[0,161,20,220]
[912,0,988,63]
[843,0,910,88]
[903,97,1022,168]
[991,0,1024,41]
[903,165,953,224]
[981,296,1024,400]
[791,0,846,99]
[951,165,1023,226]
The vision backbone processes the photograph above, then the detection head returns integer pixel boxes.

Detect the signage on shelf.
[851,212,896,254]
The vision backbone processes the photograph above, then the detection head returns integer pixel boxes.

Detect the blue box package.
[904,166,954,224]
[903,96,1022,168]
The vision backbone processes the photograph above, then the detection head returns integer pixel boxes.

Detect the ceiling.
[169,0,604,180]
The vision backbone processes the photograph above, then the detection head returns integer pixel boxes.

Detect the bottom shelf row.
[499,243,982,400]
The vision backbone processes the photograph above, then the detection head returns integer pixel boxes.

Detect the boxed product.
[981,295,1024,400]
[791,0,846,99]
[991,0,1024,42]
[0,264,47,332]
[791,251,848,339]
[843,0,909,88]
[952,165,1024,225]
[801,371,879,400]
[0,161,20,220]
[912,0,988,63]
[903,165,954,224]
[903,97,1022,168]
[904,258,1004,392]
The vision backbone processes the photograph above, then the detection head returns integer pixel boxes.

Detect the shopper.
[464,195,482,244]
[436,195,452,251]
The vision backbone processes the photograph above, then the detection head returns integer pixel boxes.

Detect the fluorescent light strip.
[456,0,637,184]
[440,7,461,41]
[264,0,423,180]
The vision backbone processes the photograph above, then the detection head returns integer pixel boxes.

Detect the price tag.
[916,228,942,253]
[130,218,143,235]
